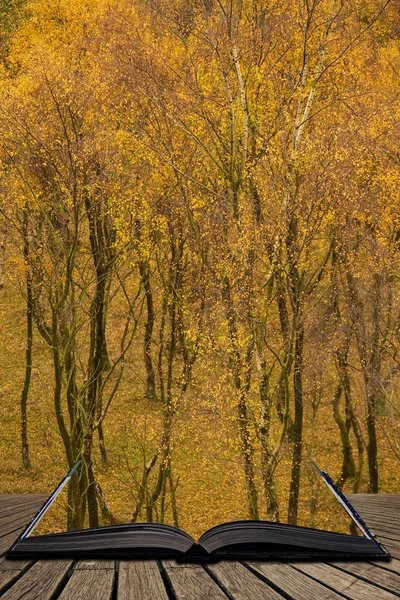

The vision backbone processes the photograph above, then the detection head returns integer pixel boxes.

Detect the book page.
[29,418,362,541]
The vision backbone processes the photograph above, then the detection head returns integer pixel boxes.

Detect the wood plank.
[374,531,400,544]
[0,517,40,539]
[350,510,400,522]
[349,511,400,523]
[0,500,45,514]
[359,506,400,512]
[369,558,400,575]
[0,560,73,600]
[330,561,400,596]
[0,506,43,526]
[0,497,47,512]
[347,494,400,502]
[376,540,400,560]
[162,559,199,568]
[247,562,342,599]
[294,562,398,599]
[353,516,400,529]
[359,524,400,539]
[0,507,42,529]
[372,526,400,541]
[163,563,228,599]
[0,495,48,501]
[0,528,30,556]
[207,561,285,599]
[352,510,400,529]
[0,495,48,505]
[0,558,31,571]
[0,558,33,595]
[74,560,114,570]
[0,569,29,595]
[360,519,400,532]
[353,507,400,518]
[348,509,400,517]
[58,564,115,600]
[351,506,400,515]
[119,561,170,600]
[348,498,400,506]
[375,536,400,551]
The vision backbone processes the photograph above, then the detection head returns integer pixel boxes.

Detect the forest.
[0,0,399,538]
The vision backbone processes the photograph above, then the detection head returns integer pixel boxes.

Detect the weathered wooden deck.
[0,493,399,599]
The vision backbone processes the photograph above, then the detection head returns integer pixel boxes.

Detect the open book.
[7,461,389,561]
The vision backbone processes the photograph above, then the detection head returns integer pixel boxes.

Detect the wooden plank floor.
[0,494,399,599]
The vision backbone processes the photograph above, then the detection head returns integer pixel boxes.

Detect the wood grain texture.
[0,495,48,506]
[0,517,40,539]
[346,494,400,502]
[294,562,399,600]
[0,558,31,571]
[0,495,48,501]
[359,521,400,537]
[0,494,49,557]
[331,561,400,596]
[369,558,400,574]
[58,566,115,600]
[119,561,170,600]
[162,559,199,568]
[0,570,27,595]
[374,537,400,559]
[164,564,228,599]
[0,497,48,518]
[207,561,285,599]
[350,513,400,528]
[74,560,115,570]
[247,562,343,599]
[0,528,31,556]
[0,504,44,524]
[0,560,73,600]
[349,505,400,514]
[0,510,41,531]
[0,558,33,595]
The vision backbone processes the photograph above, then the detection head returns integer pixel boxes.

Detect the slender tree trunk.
[52,312,73,467]
[332,384,355,489]
[20,277,33,469]
[67,464,87,530]
[256,328,285,522]
[168,463,179,527]
[346,267,381,493]
[365,273,382,493]
[98,422,108,467]
[260,396,280,521]
[238,388,259,520]
[20,210,32,468]
[84,442,99,528]
[333,344,356,489]
[139,260,157,402]
[95,481,118,525]
[288,320,304,524]
[274,273,292,426]
[145,418,173,522]
[84,193,113,517]
[349,404,364,494]
[0,228,5,288]
[366,389,378,492]
[221,276,259,519]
